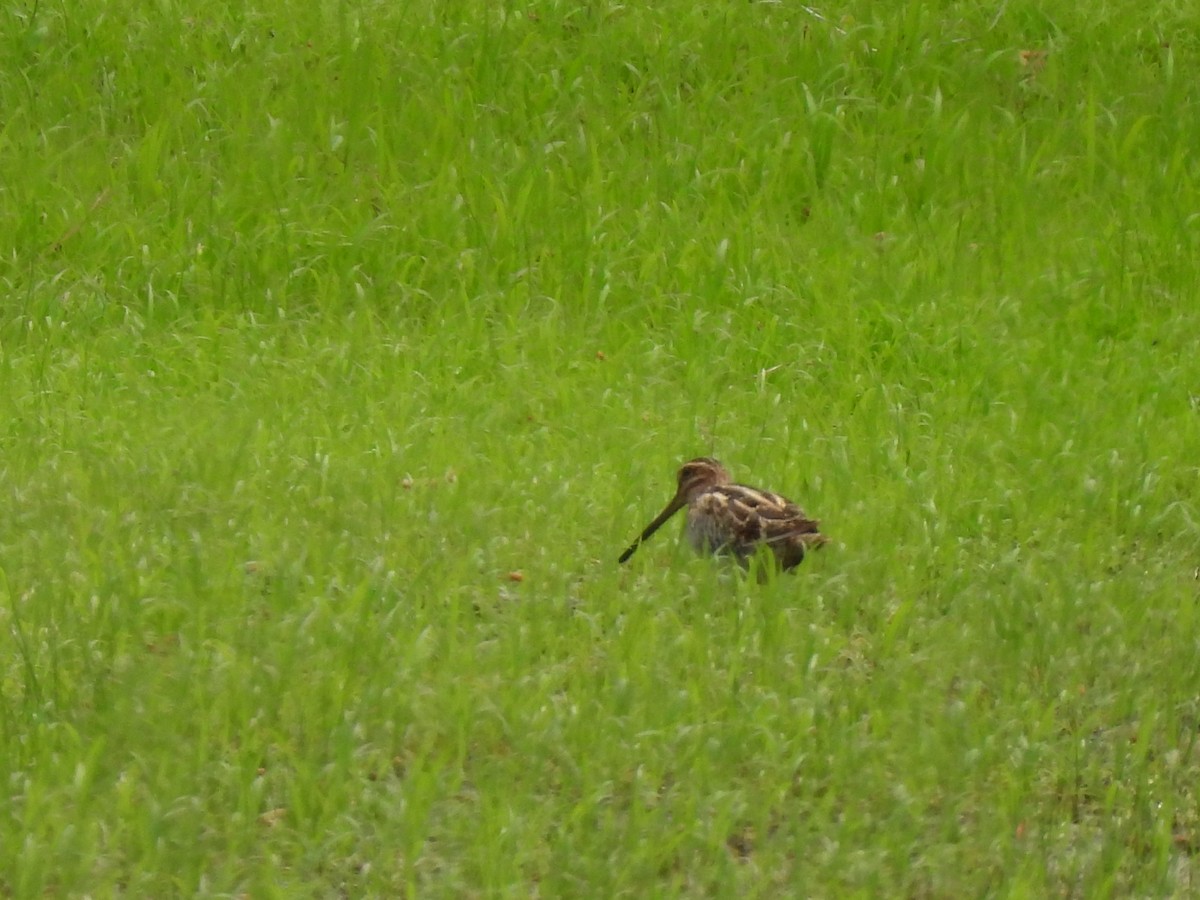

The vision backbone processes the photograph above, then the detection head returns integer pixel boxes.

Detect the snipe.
[619,458,827,571]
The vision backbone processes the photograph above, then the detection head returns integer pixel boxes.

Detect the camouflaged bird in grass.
[619,458,827,572]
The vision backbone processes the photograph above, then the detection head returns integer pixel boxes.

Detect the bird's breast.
[685,493,740,556]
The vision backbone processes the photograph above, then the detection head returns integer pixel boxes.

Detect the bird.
[618,457,827,572]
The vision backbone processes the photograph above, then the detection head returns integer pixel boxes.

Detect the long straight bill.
[618,496,685,563]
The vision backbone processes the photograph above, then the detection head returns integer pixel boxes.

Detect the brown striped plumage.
[619,458,827,571]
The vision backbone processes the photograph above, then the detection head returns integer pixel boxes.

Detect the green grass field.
[4,0,1200,895]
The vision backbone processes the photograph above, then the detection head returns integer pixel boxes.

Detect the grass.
[3,0,1200,895]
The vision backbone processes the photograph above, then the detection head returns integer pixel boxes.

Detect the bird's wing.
[725,486,819,523]
[712,485,825,545]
